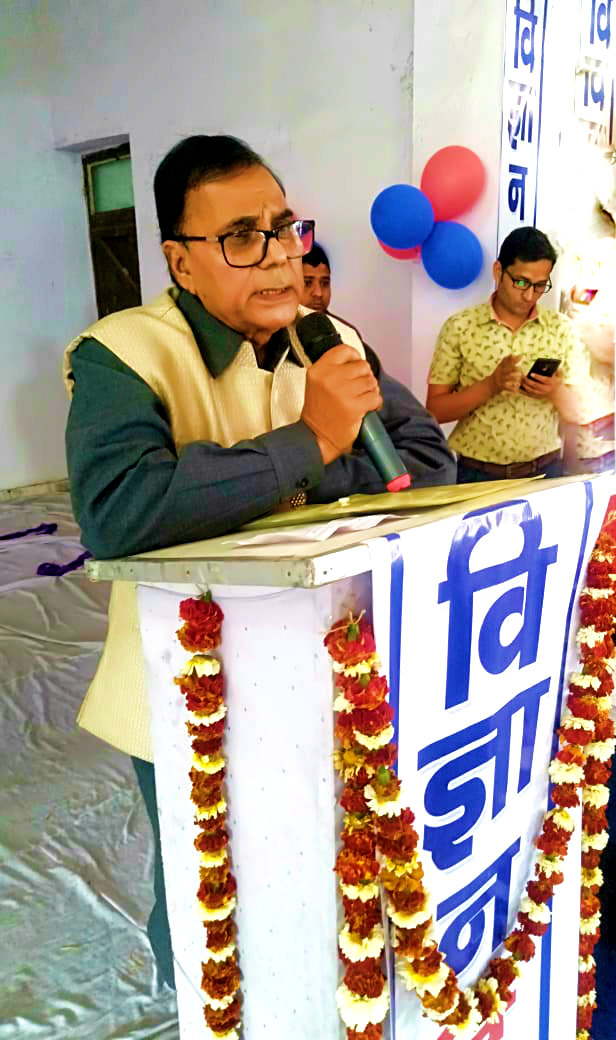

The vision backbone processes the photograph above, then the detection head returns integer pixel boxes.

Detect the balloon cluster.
[370,147,486,289]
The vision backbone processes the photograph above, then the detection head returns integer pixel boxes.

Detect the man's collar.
[176,289,301,376]
[481,294,545,329]
[176,289,244,377]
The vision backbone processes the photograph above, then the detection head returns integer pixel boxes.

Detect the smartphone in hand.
[527,358,561,378]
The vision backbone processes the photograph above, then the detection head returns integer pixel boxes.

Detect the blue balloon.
[370,184,434,249]
[421,221,483,289]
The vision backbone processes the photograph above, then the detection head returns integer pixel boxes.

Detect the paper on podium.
[241,478,545,532]
[233,512,399,545]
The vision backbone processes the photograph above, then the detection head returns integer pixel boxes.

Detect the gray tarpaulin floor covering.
[0,493,179,1039]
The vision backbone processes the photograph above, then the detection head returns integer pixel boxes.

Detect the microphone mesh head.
[295,312,342,362]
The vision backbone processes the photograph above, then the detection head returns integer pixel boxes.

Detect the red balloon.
[378,240,421,260]
[420,147,486,221]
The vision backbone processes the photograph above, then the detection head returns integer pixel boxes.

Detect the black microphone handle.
[295,313,411,491]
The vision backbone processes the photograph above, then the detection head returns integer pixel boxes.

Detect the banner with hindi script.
[368,477,611,1040]
[575,0,615,146]
[498,0,548,243]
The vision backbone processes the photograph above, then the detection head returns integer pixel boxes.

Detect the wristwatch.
[289,490,308,509]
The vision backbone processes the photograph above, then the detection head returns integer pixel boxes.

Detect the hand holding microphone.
[301,344,382,464]
[297,313,411,491]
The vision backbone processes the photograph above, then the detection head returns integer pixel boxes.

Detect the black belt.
[457,450,561,479]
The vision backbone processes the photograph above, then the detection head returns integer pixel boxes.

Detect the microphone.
[295,312,411,492]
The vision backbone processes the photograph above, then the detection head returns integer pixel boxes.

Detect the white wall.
[410,2,505,395]
[46,0,416,385]
[0,0,96,490]
[2,0,508,490]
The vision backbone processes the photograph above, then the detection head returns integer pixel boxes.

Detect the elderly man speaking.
[66,136,454,558]
[63,134,455,987]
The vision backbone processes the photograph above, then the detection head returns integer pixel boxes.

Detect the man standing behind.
[64,134,456,990]
[301,242,332,313]
[427,227,589,482]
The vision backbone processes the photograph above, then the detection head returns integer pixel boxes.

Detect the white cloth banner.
[137,477,611,1040]
[368,478,611,1039]
[498,0,548,243]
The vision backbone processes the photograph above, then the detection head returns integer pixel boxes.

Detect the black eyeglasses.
[173,219,315,268]
[504,269,553,295]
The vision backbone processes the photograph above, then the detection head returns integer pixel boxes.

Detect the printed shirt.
[429,301,590,464]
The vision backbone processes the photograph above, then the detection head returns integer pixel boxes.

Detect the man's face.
[163,165,304,346]
[302,263,331,313]
[493,257,554,318]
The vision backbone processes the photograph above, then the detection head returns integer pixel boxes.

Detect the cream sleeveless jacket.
[64,290,363,761]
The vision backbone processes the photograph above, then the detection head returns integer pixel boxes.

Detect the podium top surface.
[85,474,610,589]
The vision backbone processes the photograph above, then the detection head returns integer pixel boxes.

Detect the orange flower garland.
[175,594,242,1040]
[325,530,615,1039]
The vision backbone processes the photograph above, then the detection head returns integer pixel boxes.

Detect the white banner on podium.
[369,478,610,1040]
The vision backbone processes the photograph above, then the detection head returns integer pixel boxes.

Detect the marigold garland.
[169,528,615,1039]
[324,529,616,1040]
[174,594,242,1040]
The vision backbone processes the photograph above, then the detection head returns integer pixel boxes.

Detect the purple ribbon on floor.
[0,522,58,540]
[37,550,92,577]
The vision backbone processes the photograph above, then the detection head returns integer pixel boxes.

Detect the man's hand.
[489,354,522,394]
[301,345,383,464]
[520,371,561,399]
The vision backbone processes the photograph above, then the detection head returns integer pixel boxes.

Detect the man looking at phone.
[427,226,589,482]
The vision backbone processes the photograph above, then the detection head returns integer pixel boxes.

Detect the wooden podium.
[88,474,614,1040]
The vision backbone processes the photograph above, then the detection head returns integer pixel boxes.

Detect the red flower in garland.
[206,918,236,950]
[594,715,615,741]
[340,785,369,814]
[536,864,564,886]
[347,1025,383,1040]
[579,932,600,956]
[204,995,241,1033]
[190,733,224,758]
[580,633,615,661]
[410,943,442,978]
[566,693,599,720]
[504,929,536,961]
[518,912,549,937]
[201,953,241,999]
[347,701,395,737]
[197,873,237,908]
[442,990,473,1027]
[559,723,594,746]
[581,892,601,918]
[394,919,432,958]
[387,885,427,915]
[361,744,398,772]
[376,808,418,860]
[550,782,580,808]
[584,758,612,785]
[536,818,572,857]
[578,969,596,996]
[324,616,376,665]
[582,849,603,870]
[342,827,377,857]
[336,673,389,711]
[188,717,226,740]
[527,878,555,903]
[194,825,228,855]
[341,895,382,937]
[421,967,458,1014]
[177,597,224,652]
[487,956,518,1001]
[343,958,386,998]
[555,745,585,766]
[335,847,379,885]
[577,1005,595,1030]
[582,805,608,835]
